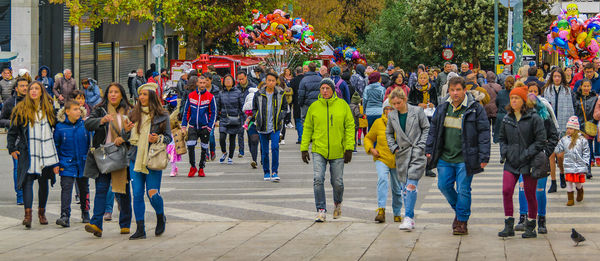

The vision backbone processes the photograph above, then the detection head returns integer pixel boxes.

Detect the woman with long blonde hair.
[8,81,60,229]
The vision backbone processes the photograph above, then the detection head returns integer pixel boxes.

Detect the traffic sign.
[152,44,165,57]
[442,48,454,61]
[502,50,516,65]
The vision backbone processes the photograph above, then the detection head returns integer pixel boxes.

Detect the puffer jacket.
[252,87,288,133]
[573,90,598,131]
[555,134,590,174]
[499,110,547,175]
[53,77,77,102]
[298,71,322,108]
[351,65,367,96]
[217,86,244,134]
[543,84,575,135]
[0,94,24,128]
[301,93,355,160]
[364,111,395,169]
[363,82,385,116]
[0,77,15,102]
[83,78,102,107]
[54,111,91,178]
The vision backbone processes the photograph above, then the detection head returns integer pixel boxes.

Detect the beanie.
[382,99,390,110]
[566,116,580,130]
[368,71,381,84]
[509,86,528,103]
[330,66,341,76]
[320,78,335,90]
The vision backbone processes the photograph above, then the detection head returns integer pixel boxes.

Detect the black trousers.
[188,127,211,169]
[23,173,49,209]
[60,176,89,217]
[220,133,237,159]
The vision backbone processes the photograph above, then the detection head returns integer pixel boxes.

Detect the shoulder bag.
[580,97,597,136]
[92,109,129,174]
[147,135,170,170]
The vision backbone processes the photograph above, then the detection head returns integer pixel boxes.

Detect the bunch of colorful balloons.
[543,4,600,62]
[332,46,367,67]
[235,9,316,52]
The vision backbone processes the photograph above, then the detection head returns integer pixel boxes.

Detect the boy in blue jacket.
[54,100,91,227]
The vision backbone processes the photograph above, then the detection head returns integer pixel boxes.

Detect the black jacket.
[217,86,244,134]
[289,74,304,119]
[542,114,559,158]
[298,71,322,108]
[425,94,491,175]
[126,112,172,162]
[0,95,24,128]
[573,90,598,130]
[408,83,438,107]
[524,76,545,89]
[499,110,547,175]
[252,87,288,133]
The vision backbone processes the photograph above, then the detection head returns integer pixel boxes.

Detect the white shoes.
[398,217,415,231]
[280,140,286,145]
[315,209,326,222]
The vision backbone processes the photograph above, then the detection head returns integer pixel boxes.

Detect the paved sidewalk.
[1,219,599,260]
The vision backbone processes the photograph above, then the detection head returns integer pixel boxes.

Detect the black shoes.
[81,211,90,223]
[538,215,547,234]
[498,217,515,237]
[156,214,166,236]
[129,221,146,240]
[548,180,557,193]
[425,170,436,177]
[514,214,526,231]
[56,215,70,228]
[560,173,567,188]
[522,219,537,238]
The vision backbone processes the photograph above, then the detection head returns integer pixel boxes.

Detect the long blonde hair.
[568,128,581,150]
[11,81,55,127]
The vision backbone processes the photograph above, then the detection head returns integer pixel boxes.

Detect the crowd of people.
[1,56,599,239]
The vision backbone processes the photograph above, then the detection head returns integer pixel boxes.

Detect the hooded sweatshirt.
[37,66,54,98]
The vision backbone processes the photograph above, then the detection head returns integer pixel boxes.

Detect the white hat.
[18,69,30,77]
[382,99,391,110]
[566,116,580,130]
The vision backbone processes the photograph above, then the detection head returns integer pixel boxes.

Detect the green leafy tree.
[50,0,282,57]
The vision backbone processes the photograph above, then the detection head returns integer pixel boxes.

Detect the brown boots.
[567,192,574,206]
[38,208,48,225]
[23,208,32,228]
[453,221,469,235]
[576,188,584,202]
[374,208,385,223]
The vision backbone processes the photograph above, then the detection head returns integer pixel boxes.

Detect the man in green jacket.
[301,78,355,222]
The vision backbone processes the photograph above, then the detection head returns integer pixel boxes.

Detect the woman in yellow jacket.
[364,99,402,223]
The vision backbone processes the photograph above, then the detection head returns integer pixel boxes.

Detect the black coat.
[425,94,491,175]
[408,83,438,107]
[499,110,547,175]
[217,86,244,134]
[7,117,57,190]
[573,90,598,129]
[289,74,304,119]
[0,95,23,128]
[252,87,288,133]
[542,115,559,158]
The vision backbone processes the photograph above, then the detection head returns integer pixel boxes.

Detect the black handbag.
[91,111,128,174]
[515,122,550,179]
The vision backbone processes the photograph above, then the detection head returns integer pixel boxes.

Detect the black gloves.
[302,151,310,164]
[344,150,353,164]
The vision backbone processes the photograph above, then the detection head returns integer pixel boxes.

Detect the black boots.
[538,216,547,234]
[560,173,567,188]
[155,214,166,236]
[129,221,146,240]
[81,211,90,223]
[522,219,537,238]
[514,214,527,231]
[56,214,70,228]
[425,170,436,177]
[548,180,557,193]
[498,217,515,237]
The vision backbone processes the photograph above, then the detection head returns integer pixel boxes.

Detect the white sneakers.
[315,209,326,222]
[280,140,286,145]
[398,217,415,231]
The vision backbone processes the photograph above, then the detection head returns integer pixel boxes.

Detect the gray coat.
[385,105,430,183]
[554,135,590,174]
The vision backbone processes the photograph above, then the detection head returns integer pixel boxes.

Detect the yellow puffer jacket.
[359,105,368,128]
[364,112,395,169]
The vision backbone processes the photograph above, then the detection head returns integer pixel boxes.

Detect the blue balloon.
[554,38,569,49]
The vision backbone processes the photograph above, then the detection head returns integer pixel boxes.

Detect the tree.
[292,0,384,46]
[50,0,282,57]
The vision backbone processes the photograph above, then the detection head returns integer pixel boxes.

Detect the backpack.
[335,79,344,100]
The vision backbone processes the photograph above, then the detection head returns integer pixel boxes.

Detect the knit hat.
[152,71,159,77]
[566,116,580,130]
[382,99,391,110]
[320,78,335,90]
[138,82,158,94]
[368,71,381,84]
[330,66,341,76]
[509,86,528,102]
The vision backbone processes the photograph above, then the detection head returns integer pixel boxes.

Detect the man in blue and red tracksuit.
[182,75,217,177]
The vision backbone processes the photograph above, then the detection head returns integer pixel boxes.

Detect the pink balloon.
[352,50,361,60]
[588,39,599,54]
[559,30,569,40]
[547,34,554,44]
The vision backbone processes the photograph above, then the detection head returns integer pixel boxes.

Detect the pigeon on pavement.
[571,228,586,246]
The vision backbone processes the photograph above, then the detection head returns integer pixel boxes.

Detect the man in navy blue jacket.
[425,76,490,236]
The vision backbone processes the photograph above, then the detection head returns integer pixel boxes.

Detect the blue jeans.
[12,158,23,204]
[259,131,280,174]
[402,179,419,219]
[313,153,344,211]
[367,115,380,131]
[90,174,132,230]
[595,139,600,160]
[105,186,114,213]
[437,159,473,222]
[518,175,547,216]
[295,118,303,142]
[130,162,164,221]
[375,161,402,216]
[210,128,216,153]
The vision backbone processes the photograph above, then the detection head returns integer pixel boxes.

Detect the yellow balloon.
[577,32,587,44]
[567,3,579,18]
[270,22,279,32]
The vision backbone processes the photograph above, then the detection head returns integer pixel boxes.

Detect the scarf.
[28,110,58,175]
[419,83,431,104]
[130,106,152,174]
[106,103,129,193]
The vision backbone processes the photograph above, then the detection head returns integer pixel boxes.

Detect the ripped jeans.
[402,179,419,219]
[518,176,547,216]
[130,161,164,221]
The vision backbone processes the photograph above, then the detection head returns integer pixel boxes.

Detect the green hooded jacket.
[301,93,355,160]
